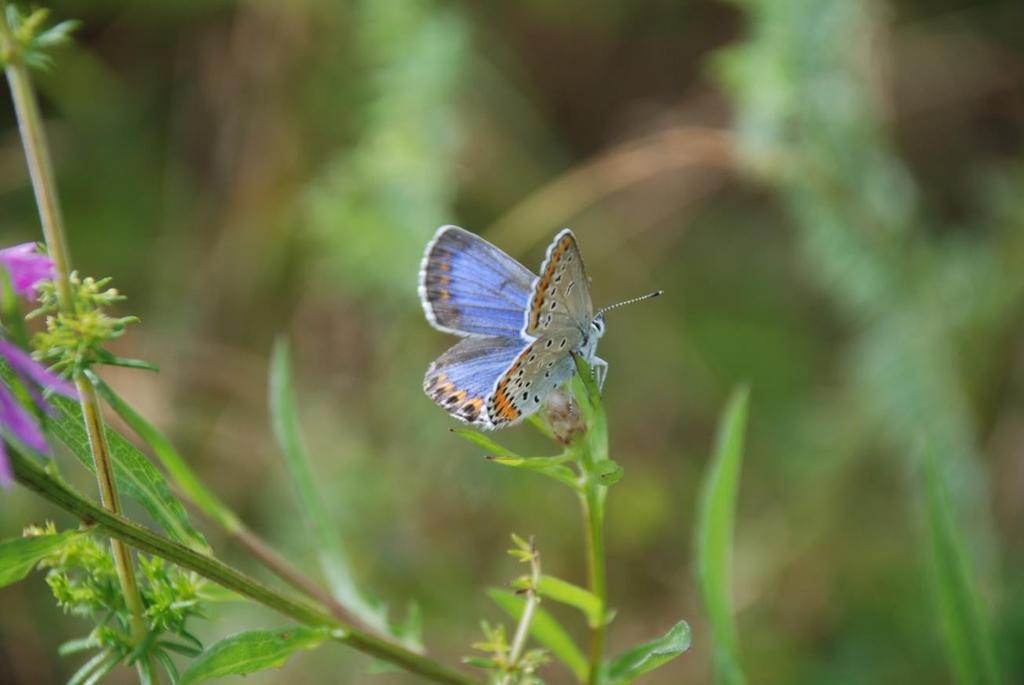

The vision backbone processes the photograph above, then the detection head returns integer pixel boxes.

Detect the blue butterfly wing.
[419,226,535,337]
[424,335,526,428]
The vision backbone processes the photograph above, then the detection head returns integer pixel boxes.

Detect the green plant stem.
[0,3,150,653]
[9,450,482,685]
[579,483,607,685]
[74,376,148,644]
[570,356,610,685]
[0,15,72,308]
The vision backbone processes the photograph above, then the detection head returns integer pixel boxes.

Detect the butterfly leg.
[592,356,608,392]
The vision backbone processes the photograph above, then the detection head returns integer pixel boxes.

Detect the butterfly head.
[590,313,606,339]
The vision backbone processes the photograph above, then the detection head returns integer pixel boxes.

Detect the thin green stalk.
[0,3,148,651]
[570,357,609,685]
[500,538,542,685]
[0,12,72,307]
[9,449,482,685]
[75,376,148,642]
[579,479,607,685]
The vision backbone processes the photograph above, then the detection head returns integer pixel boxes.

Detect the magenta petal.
[0,242,55,298]
[0,340,77,399]
[0,385,49,453]
[0,440,11,488]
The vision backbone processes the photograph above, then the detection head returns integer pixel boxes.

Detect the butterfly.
[419,226,659,430]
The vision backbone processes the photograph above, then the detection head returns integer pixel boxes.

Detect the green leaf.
[269,338,388,634]
[59,636,100,657]
[392,601,424,653]
[137,653,156,685]
[36,19,80,48]
[570,355,608,464]
[924,451,1002,685]
[455,429,584,489]
[511,574,603,628]
[603,620,692,684]
[158,641,203,658]
[485,453,580,490]
[0,268,30,346]
[154,649,181,685]
[87,371,242,534]
[93,350,160,372]
[569,354,602,416]
[67,648,116,685]
[488,588,587,682]
[595,460,623,486]
[450,428,522,458]
[179,627,331,685]
[463,655,498,670]
[45,392,209,552]
[695,386,749,685]
[0,529,85,588]
[86,655,122,685]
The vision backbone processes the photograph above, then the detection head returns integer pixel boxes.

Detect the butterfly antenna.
[596,290,663,317]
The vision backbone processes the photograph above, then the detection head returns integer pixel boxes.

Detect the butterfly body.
[419,226,606,429]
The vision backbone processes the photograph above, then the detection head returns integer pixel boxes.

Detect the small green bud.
[29,271,139,375]
[1,5,78,70]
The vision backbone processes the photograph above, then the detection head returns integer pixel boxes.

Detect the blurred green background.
[2,0,1023,683]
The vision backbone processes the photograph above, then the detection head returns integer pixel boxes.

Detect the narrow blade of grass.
[269,338,388,636]
[924,451,1002,685]
[695,386,749,685]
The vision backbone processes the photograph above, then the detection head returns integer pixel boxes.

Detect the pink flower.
[0,340,76,487]
[0,242,55,298]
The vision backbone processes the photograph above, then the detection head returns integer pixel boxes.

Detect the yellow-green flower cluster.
[29,272,139,376]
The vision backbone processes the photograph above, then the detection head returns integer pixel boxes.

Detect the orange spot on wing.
[495,393,520,420]
[492,379,521,421]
